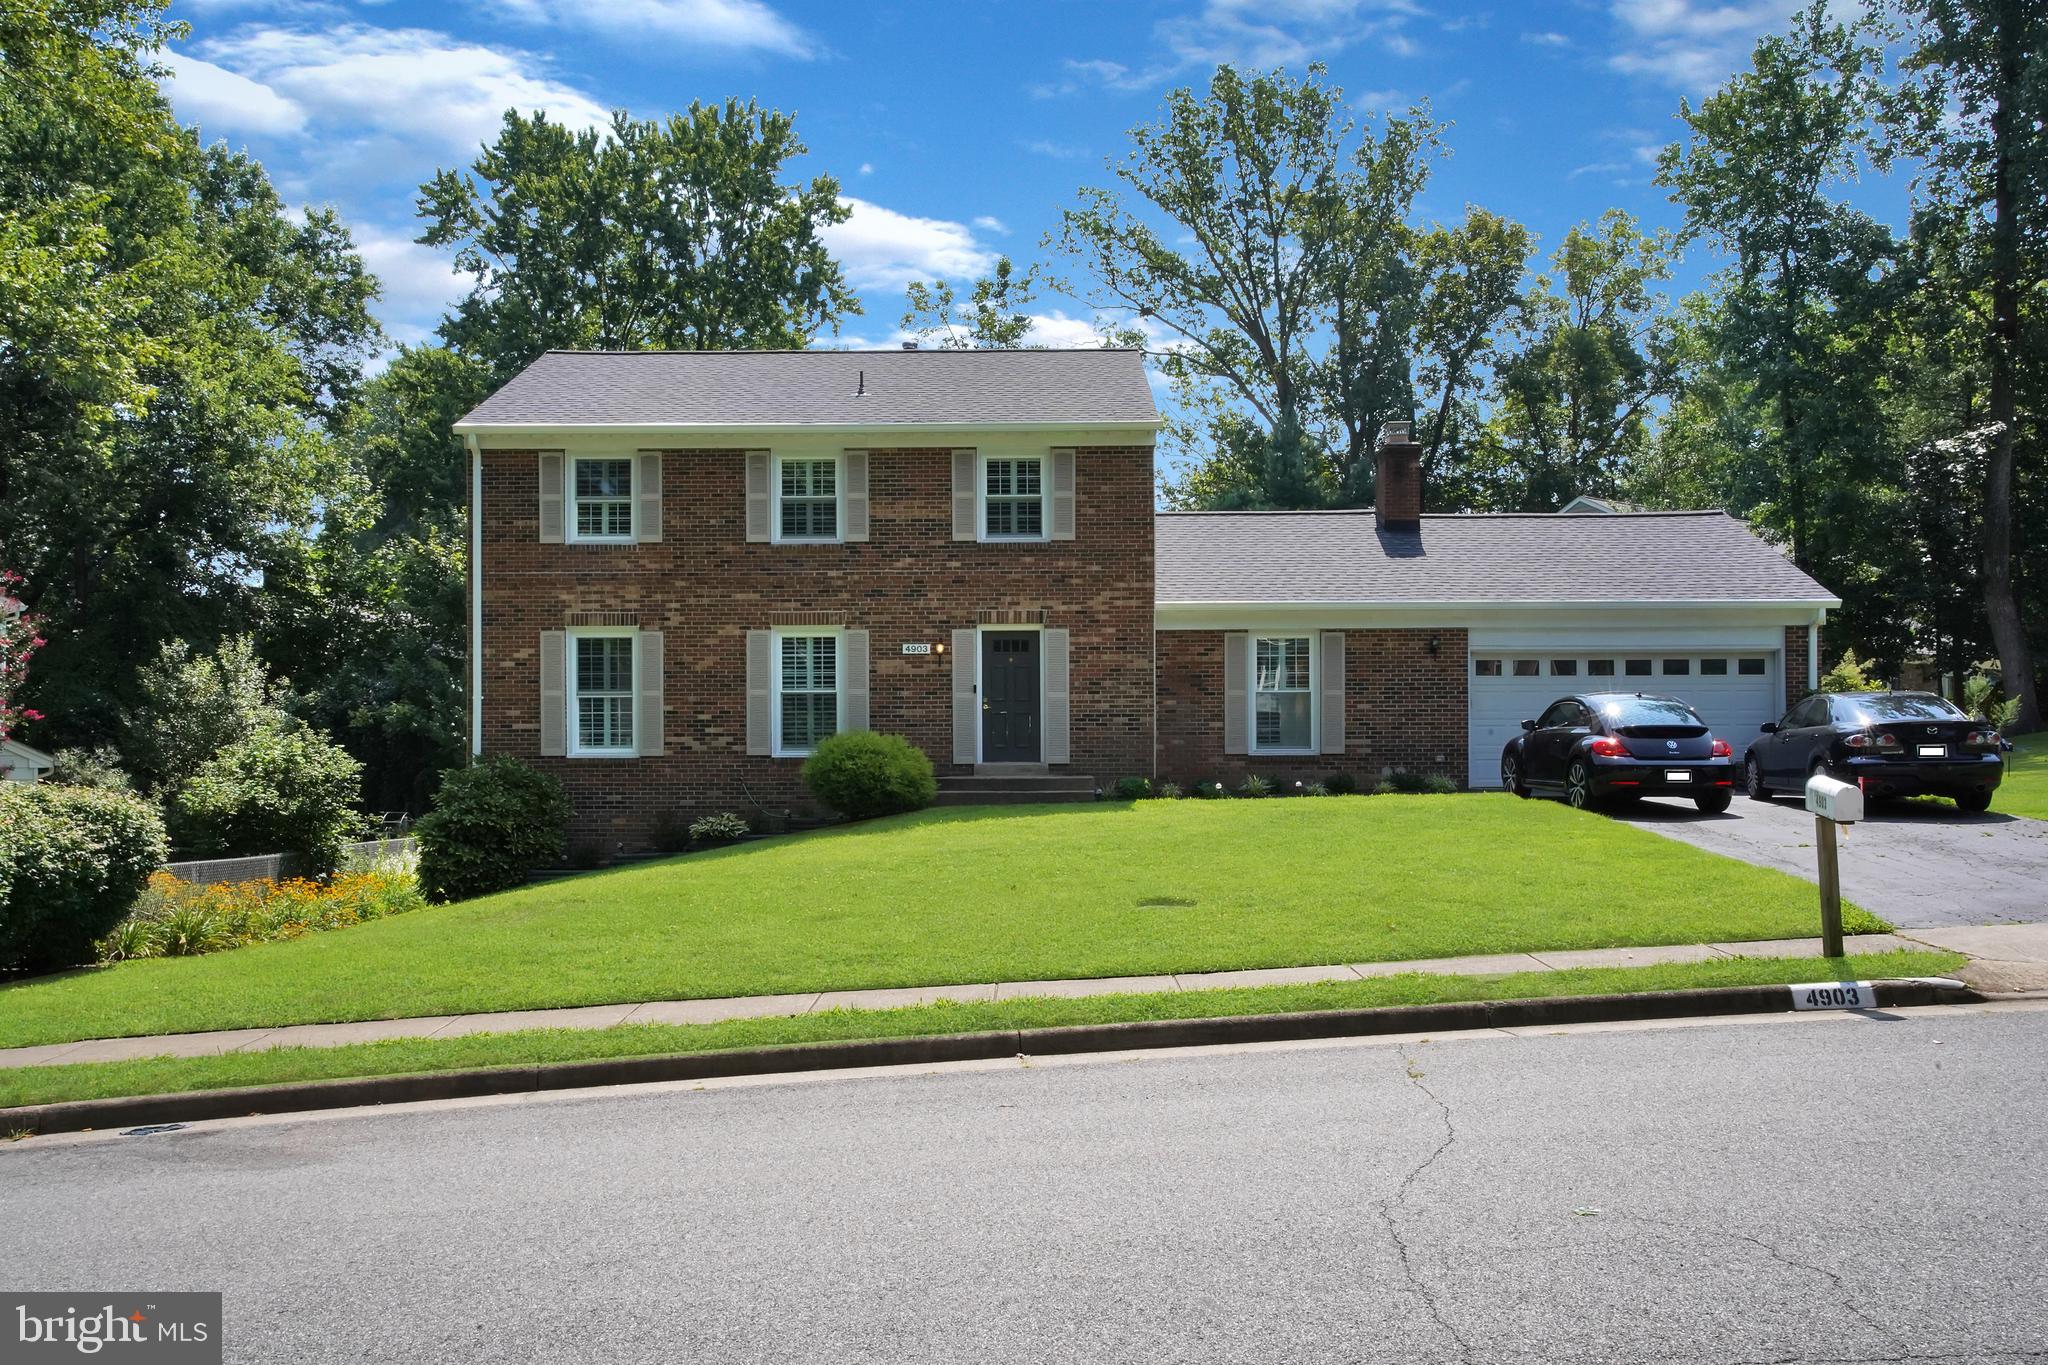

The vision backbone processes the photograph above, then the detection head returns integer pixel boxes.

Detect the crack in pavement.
[1374,1045,1475,1365]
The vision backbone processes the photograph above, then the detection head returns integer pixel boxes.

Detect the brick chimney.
[1375,420,1423,533]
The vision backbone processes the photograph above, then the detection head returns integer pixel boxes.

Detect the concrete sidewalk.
[0,931,1951,1071]
[1900,923,2048,995]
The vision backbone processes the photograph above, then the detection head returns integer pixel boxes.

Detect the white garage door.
[1468,648,1781,788]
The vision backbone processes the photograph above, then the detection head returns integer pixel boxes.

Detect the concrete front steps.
[935,763,1099,806]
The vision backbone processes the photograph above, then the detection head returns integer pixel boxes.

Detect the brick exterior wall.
[1784,624,1810,709]
[477,445,1155,845]
[1155,628,1468,789]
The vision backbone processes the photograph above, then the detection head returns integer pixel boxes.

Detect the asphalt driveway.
[1610,793,2048,928]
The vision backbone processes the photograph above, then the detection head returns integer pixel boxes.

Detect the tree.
[420,103,858,383]
[1886,0,2046,729]
[124,637,292,797]
[170,723,365,874]
[0,571,44,741]
[1411,207,1532,503]
[901,256,1040,349]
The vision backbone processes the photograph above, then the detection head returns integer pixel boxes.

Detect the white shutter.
[1050,447,1076,541]
[952,628,978,763]
[842,629,870,732]
[745,630,772,755]
[1223,632,1249,757]
[842,449,869,542]
[745,451,771,543]
[539,630,567,756]
[636,453,663,543]
[636,630,665,756]
[538,453,565,544]
[1043,627,1071,764]
[1319,631,1345,755]
[951,449,977,541]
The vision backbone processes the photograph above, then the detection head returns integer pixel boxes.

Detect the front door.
[981,631,1040,762]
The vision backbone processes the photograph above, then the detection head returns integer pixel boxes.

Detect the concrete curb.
[0,979,1981,1138]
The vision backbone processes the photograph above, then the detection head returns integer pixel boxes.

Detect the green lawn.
[1998,732,2048,820]
[0,796,1882,1051]
[0,949,1962,1111]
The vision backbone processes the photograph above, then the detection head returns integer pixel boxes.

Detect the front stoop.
[935,770,1098,806]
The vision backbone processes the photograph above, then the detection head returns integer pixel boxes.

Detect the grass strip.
[0,949,1964,1112]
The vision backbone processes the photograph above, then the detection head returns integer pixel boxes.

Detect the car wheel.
[1501,751,1529,798]
[1745,755,1772,802]
[1564,759,1594,811]
[1694,789,1732,815]
[1955,789,1993,814]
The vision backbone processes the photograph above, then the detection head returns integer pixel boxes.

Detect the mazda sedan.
[1744,690,2005,812]
[1501,692,1738,813]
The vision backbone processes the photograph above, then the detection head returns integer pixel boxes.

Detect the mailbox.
[1805,772,1863,824]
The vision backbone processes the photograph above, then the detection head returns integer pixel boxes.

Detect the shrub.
[1326,773,1359,795]
[1817,648,1885,694]
[801,731,936,819]
[1110,776,1152,801]
[1375,770,1458,795]
[414,756,570,903]
[1193,780,1230,799]
[46,745,131,791]
[96,870,426,962]
[1152,780,1185,800]
[1303,780,1332,797]
[170,723,365,877]
[649,809,692,854]
[1963,668,2023,731]
[1237,774,1273,799]
[0,784,167,973]
[689,811,751,845]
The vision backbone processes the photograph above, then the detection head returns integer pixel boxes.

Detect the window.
[1252,635,1313,752]
[1662,657,1691,676]
[984,457,1045,539]
[776,457,838,542]
[1587,659,1616,677]
[1845,694,1967,723]
[1700,657,1729,676]
[1512,659,1541,678]
[571,457,633,541]
[1474,658,1503,677]
[1550,659,1578,676]
[1538,700,1587,729]
[1786,696,1828,729]
[1624,658,1653,677]
[775,631,839,756]
[1737,657,1767,676]
[570,632,634,755]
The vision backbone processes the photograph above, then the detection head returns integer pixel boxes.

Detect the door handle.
[982,702,990,711]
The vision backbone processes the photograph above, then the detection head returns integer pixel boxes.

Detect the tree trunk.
[1983,0,2041,729]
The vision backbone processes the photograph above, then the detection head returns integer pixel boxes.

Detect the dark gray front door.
[981,631,1040,762]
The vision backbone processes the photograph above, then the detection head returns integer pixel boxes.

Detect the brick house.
[457,348,1837,840]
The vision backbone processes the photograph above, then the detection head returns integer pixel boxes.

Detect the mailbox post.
[1804,773,1863,958]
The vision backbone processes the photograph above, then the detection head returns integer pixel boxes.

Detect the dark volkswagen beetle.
[1501,692,1737,813]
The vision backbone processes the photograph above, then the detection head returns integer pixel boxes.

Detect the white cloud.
[858,162,874,175]
[196,24,612,156]
[972,215,1010,235]
[819,197,996,293]
[1019,137,1088,160]
[353,225,468,331]
[1048,0,1422,94]
[159,49,307,135]
[486,0,815,59]
[1521,30,1570,47]
[1607,0,1788,89]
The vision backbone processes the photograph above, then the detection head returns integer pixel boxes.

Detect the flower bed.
[96,870,426,962]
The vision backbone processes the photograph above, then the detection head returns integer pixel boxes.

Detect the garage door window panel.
[1587,659,1616,677]
[1513,659,1541,678]
[1625,658,1653,677]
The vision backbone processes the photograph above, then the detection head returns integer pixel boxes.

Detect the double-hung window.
[983,456,1045,540]
[571,457,634,542]
[774,631,839,756]
[1252,635,1314,753]
[570,631,635,756]
[777,456,838,542]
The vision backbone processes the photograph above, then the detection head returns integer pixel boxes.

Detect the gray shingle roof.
[1156,509,1837,605]
[456,348,1160,429]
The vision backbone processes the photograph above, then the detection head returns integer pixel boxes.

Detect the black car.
[1502,692,1738,813]
[1743,690,2005,812]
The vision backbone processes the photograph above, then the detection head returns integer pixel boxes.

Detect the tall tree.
[901,256,1040,349]
[1887,0,2045,727]
[420,103,858,382]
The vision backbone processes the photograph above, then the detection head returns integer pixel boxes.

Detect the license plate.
[1918,744,1947,758]
[1666,770,1691,782]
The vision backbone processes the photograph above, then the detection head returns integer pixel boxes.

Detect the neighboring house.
[0,737,54,784]
[458,349,1838,840]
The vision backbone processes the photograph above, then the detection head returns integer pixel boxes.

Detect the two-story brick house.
[458,347,1838,841]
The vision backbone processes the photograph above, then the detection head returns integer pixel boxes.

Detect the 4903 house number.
[1789,981,1875,1010]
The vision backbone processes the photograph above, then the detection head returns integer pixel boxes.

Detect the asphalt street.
[6,1005,2047,1365]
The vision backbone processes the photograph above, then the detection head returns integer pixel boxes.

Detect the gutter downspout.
[466,433,484,760]
[1810,608,1826,694]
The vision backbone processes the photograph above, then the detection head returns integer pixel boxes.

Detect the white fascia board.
[1155,599,1842,631]
[454,420,1161,443]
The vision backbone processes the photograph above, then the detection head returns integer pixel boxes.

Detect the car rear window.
[1597,697,1707,731]
[1844,695,1967,723]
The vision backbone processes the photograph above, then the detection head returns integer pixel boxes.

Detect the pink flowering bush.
[0,570,47,741]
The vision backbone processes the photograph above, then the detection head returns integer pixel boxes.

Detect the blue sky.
[154,0,1902,353]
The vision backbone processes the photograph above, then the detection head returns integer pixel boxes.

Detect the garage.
[1468,639,1782,789]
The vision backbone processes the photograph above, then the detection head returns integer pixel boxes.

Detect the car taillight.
[1843,731,1901,751]
[1967,730,1997,747]
[1589,736,1628,757]
[1710,739,1732,757]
